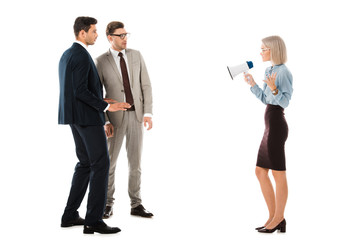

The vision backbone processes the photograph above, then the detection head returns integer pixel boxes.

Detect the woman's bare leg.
[255,167,276,226]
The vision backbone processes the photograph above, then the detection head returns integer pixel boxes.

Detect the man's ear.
[107,35,112,42]
[78,29,86,40]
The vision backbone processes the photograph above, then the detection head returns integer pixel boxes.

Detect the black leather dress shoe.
[83,222,121,234]
[130,204,154,218]
[103,206,113,219]
[61,217,85,227]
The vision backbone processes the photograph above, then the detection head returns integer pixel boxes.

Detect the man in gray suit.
[95,21,153,218]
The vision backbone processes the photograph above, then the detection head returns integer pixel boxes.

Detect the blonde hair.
[262,36,287,65]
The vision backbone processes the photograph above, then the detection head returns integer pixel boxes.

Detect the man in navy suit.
[58,16,130,234]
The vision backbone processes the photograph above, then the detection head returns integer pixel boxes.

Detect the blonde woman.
[244,36,293,233]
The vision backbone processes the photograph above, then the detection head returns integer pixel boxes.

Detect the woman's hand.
[263,72,277,91]
[244,73,256,87]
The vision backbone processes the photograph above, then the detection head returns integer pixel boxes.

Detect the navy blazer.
[58,43,108,125]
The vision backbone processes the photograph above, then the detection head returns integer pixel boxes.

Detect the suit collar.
[72,42,93,61]
[74,40,88,50]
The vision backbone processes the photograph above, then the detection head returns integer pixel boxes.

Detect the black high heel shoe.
[258,219,286,233]
[255,226,265,230]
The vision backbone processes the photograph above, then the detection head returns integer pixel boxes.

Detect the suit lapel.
[106,49,123,84]
[125,49,134,87]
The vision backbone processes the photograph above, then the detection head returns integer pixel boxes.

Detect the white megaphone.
[227,61,254,80]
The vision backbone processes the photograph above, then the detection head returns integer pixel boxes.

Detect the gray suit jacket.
[95,48,153,125]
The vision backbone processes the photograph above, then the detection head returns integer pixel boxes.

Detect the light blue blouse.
[250,64,293,108]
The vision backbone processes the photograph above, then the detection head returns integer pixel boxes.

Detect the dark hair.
[73,16,97,37]
[106,21,125,36]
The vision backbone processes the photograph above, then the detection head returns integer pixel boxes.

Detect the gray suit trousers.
[107,111,143,208]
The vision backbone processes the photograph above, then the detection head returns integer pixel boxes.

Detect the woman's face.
[260,43,271,62]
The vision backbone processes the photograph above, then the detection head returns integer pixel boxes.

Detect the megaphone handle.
[244,70,251,82]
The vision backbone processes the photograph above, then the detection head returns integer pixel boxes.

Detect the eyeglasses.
[110,33,130,39]
[261,48,270,53]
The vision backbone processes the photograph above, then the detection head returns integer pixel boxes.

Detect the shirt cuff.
[250,84,261,94]
[104,104,110,112]
[144,113,153,118]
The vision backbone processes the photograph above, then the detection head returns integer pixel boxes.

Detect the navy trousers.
[62,124,109,226]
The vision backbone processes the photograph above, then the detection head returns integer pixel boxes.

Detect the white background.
[1,0,359,239]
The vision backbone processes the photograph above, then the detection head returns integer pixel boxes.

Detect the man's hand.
[104,123,114,138]
[108,102,131,112]
[144,117,153,130]
[104,98,117,104]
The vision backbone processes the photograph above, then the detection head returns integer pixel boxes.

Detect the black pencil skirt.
[256,104,288,171]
